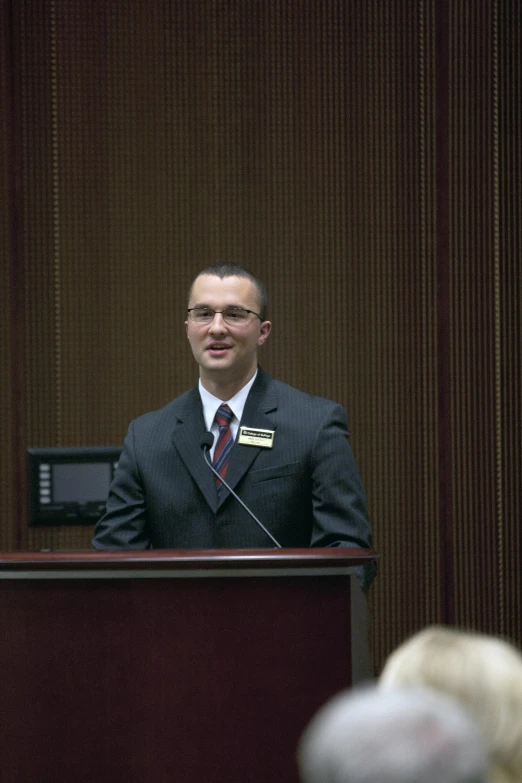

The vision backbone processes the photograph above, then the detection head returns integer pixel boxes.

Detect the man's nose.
[208,312,228,332]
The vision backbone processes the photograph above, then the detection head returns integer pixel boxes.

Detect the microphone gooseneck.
[200,433,282,549]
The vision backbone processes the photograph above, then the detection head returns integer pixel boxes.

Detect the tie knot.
[215,403,233,428]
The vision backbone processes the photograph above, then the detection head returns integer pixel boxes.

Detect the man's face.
[185,274,271,384]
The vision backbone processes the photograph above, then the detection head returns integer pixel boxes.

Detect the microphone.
[200,432,282,548]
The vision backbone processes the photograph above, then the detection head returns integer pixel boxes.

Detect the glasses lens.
[222,308,249,325]
[189,307,251,324]
[190,308,213,322]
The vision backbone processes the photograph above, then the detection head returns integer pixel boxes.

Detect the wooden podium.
[0,548,375,783]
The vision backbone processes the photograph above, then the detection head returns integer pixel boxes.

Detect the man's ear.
[257,320,272,346]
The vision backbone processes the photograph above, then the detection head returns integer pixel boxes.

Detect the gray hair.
[297,685,487,783]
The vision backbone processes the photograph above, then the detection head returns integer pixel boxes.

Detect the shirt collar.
[199,370,258,431]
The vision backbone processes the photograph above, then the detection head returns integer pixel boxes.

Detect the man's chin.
[202,353,233,368]
[199,356,235,374]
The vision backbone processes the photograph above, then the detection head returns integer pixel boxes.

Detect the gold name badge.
[238,426,275,448]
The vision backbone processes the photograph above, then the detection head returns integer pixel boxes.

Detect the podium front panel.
[0,549,373,783]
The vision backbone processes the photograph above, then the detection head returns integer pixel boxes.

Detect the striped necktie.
[212,404,234,495]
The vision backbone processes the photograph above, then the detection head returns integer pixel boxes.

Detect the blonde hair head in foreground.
[379,626,522,783]
[297,685,487,783]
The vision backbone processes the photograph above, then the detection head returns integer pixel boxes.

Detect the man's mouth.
[207,344,232,353]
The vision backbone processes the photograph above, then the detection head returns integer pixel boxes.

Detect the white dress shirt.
[198,371,257,460]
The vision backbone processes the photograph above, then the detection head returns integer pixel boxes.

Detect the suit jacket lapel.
[170,386,218,512]
[221,368,278,504]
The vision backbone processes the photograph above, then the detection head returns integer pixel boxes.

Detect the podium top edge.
[0,547,378,572]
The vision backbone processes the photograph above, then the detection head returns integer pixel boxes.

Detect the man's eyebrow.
[189,302,246,309]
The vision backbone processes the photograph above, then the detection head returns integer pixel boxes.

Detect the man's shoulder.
[266,373,344,415]
[270,378,339,406]
[130,387,197,429]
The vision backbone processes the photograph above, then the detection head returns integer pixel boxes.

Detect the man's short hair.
[297,685,487,783]
[188,263,268,319]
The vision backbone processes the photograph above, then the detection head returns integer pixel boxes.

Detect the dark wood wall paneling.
[2,0,19,551]
[497,1,522,641]
[444,0,521,640]
[2,0,521,669]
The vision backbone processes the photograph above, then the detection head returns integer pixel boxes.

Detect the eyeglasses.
[187,307,263,325]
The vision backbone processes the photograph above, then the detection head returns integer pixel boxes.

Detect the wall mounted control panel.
[27,446,122,526]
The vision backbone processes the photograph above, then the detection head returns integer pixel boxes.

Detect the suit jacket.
[92,368,375,584]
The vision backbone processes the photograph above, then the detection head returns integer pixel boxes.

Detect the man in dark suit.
[92,263,375,588]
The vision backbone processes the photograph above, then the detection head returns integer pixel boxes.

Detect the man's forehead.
[189,274,258,304]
